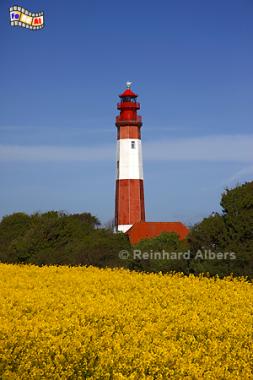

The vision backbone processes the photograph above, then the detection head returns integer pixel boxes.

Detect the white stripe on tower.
[116,139,143,180]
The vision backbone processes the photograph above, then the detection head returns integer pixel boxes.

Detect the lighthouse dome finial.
[126,81,133,89]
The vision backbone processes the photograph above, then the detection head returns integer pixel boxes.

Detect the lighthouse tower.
[115,82,145,233]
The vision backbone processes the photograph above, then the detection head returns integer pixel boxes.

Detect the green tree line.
[0,211,130,268]
[0,181,252,277]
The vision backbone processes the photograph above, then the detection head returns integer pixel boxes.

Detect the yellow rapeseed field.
[0,264,252,379]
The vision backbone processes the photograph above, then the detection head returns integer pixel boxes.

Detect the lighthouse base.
[116,224,133,233]
[115,179,145,229]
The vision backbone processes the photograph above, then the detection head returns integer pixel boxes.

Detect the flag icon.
[10,6,44,30]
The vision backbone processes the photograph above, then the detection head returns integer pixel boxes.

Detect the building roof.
[119,88,138,98]
[126,221,189,245]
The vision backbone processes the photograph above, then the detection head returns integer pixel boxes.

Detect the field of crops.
[0,264,253,379]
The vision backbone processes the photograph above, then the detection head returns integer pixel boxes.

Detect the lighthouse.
[114,83,189,243]
[115,82,145,233]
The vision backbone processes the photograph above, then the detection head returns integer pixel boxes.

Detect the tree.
[0,213,32,263]
[188,181,253,277]
[189,213,227,252]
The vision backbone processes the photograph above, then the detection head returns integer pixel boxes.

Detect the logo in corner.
[10,6,44,30]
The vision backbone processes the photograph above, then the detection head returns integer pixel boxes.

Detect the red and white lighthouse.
[115,82,145,233]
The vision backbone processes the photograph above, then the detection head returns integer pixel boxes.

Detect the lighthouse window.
[131,141,136,149]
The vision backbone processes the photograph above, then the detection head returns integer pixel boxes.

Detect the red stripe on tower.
[115,82,145,233]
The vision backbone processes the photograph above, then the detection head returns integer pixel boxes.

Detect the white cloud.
[144,135,253,162]
[0,134,252,163]
[0,145,114,162]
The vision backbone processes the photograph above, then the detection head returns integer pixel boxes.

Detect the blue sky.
[0,0,253,225]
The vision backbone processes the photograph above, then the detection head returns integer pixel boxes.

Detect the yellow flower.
[0,264,252,379]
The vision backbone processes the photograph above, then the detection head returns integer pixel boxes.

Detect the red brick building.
[126,221,189,245]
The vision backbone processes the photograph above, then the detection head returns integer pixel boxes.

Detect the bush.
[128,232,190,274]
